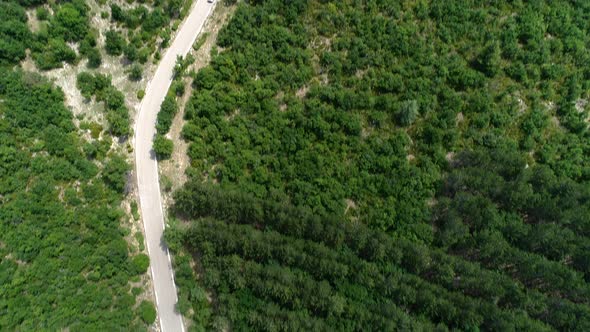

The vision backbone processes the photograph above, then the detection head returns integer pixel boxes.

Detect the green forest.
[169,0,590,330]
[108,0,194,77]
[0,0,158,330]
[2,0,590,330]
[0,68,151,330]
[169,183,589,331]
[1,0,99,70]
[0,0,191,71]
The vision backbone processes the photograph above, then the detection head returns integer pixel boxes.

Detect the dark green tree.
[105,30,126,56]
[153,135,173,160]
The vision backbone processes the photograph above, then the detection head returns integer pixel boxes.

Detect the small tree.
[156,95,178,134]
[107,109,130,137]
[124,44,138,62]
[110,3,126,22]
[153,135,173,160]
[103,155,130,193]
[36,7,49,20]
[87,48,102,68]
[172,81,185,96]
[173,55,191,78]
[397,100,419,126]
[53,4,88,42]
[138,301,156,325]
[76,71,96,99]
[131,254,150,275]
[478,41,501,77]
[105,30,126,56]
[128,63,143,81]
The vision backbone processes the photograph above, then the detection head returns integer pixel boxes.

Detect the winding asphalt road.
[135,1,215,331]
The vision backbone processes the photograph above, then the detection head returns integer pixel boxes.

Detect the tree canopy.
[0,69,148,330]
[0,2,152,326]
[169,182,590,331]
[171,0,590,330]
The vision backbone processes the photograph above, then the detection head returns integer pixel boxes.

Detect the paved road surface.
[135,1,215,331]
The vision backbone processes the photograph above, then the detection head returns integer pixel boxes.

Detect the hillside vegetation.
[0,69,151,330]
[1,0,98,70]
[0,0,156,329]
[107,0,194,77]
[171,0,590,330]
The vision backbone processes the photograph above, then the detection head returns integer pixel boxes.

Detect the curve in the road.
[135,1,215,331]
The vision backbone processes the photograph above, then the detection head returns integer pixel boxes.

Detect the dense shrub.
[132,254,150,275]
[75,72,131,136]
[153,134,173,160]
[172,0,590,330]
[105,30,126,56]
[138,301,157,325]
[156,95,178,134]
[0,69,146,330]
